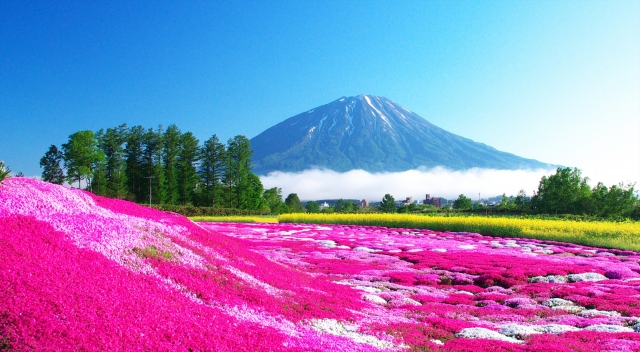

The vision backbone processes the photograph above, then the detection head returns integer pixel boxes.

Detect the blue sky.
[1,1,639,192]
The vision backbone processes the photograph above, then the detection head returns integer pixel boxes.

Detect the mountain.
[250,95,554,175]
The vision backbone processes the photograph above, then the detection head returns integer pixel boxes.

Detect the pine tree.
[198,134,226,207]
[125,126,145,202]
[40,145,65,184]
[142,126,165,205]
[225,135,253,209]
[98,125,128,198]
[177,132,200,205]
[379,194,397,213]
[285,193,303,212]
[163,124,181,205]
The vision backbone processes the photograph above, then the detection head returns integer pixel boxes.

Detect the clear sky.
[2,1,639,191]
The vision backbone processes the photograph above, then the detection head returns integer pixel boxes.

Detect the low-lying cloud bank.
[259,167,555,202]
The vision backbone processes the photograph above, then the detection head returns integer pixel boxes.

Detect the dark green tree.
[40,145,65,184]
[177,132,200,205]
[334,199,347,213]
[198,134,226,207]
[306,201,320,213]
[163,124,182,204]
[125,126,145,202]
[91,161,107,196]
[514,189,531,211]
[453,194,472,210]
[62,130,104,190]
[246,173,265,210]
[379,194,397,213]
[335,199,357,213]
[497,193,516,211]
[591,182,638,218]
[225,135,253,209]
[285,193,304,212]
[142,126,165,205]
[263,187,288,214]
[531,167,592,215]
[98,125,128,198]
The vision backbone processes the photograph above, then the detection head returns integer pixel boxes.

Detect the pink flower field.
[2,178,640,351]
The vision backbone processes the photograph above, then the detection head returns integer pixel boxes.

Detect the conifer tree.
[142,126,165,205]
[177,132,200,205]
[40,145,65,184]
[199,134,226,207]
[98,124,128,198]
[163,124,181,205]
[125,126,145,202]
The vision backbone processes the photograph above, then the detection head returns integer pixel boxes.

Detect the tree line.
[448,167,639,219]
[39,124,268,210]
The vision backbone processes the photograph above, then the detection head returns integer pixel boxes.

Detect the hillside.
[251,95,553,175]
[0,178,390,351]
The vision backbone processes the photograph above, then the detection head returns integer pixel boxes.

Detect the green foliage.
[531,167,591,215]
[591,182,637,218]
[97,125,128,198]
[198,134,226,207]
[334,199,357,213]
[163,124,182,205]
[262,187,289,214]
[62,130,104,190]
[496,193,516,211]
[224,135,254,209]
[39,145,65,184]
[43,123,278,213]
[151,204,270,217]
[529,167,637,218]
[142,126,165,205]
[379,194,397,213]
[285,193,304,212]
[0,161,11,182]
[177,132,200,205]
[306,201,320,213]
[246,173,265,210]
[125,126,146,202]
[453,194,472,210]
[514,189,531,211]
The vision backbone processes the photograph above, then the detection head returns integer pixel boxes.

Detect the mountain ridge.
[250,95,554,175]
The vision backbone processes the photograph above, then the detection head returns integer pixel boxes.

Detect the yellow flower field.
[278,213,640,251]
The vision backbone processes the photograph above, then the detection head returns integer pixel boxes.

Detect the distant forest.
[39,124,268,210]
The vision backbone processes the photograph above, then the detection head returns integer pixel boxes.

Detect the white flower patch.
[310,319,397,350]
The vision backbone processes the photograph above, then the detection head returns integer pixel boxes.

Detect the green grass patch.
[189,215,278,223]
[133,245,174,261]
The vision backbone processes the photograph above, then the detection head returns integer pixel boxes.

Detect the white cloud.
[259,167,556,201]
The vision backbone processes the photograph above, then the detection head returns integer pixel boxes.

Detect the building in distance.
[423,194,442,208]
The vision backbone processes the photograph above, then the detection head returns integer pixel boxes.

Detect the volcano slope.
[2,178,640,351]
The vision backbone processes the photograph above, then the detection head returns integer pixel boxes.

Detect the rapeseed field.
[278,213,640,251]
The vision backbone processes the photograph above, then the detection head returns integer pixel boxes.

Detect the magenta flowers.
[1,178,639,351]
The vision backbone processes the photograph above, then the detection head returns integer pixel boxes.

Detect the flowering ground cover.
[202,221,640,351]
[1,178,640,351]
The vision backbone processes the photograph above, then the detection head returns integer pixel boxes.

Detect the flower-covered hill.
[0,178,393,351]
[2,178,640,352]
